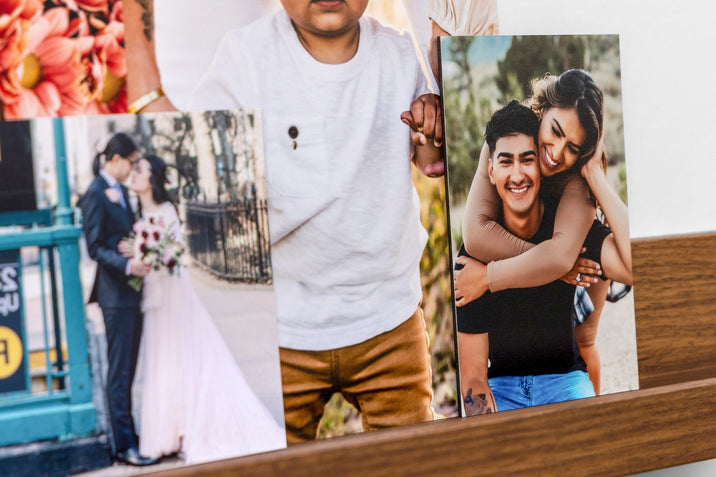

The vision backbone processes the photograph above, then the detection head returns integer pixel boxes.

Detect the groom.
[79,145,159,466]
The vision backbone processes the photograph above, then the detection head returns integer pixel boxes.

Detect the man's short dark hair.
[484,100,540,157]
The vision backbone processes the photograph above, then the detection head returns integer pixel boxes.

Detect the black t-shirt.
[456,199,611,378]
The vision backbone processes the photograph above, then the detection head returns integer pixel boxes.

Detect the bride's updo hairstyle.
[529,69,604,172]
[92,132,139,176]
[144,154,173,206]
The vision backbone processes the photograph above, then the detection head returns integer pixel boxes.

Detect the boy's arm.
[457,332,496,416]
[401,94,444,177]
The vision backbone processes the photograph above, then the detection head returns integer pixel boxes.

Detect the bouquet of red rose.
[127,216,185,292]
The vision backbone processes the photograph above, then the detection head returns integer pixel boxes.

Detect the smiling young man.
[454,100,612,415]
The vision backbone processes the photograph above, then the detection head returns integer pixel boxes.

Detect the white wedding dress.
[136,202,285,464]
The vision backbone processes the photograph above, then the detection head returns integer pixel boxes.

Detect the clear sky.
[441,35,512,69]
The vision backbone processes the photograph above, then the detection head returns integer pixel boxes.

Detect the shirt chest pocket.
[263,113,330,198]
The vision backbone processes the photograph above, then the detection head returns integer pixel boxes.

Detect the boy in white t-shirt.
[192,0,443,442]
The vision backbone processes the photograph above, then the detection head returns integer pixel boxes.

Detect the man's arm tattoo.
[136,0,153,42]
[464,387,496,416]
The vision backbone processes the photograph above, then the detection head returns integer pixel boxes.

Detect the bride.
[125,154,286,464]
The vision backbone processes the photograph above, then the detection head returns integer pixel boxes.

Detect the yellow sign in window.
[0,326,23,379]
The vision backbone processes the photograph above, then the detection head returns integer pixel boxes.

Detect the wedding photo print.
[439,35,637,416]
[0,110,286,474]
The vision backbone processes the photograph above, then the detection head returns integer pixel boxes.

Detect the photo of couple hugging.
[443,37,635,415]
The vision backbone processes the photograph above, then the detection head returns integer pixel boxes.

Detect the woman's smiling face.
[538,106,586,176]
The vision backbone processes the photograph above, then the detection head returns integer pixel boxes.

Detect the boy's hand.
[401,94,443,147]
[401,94,444,177]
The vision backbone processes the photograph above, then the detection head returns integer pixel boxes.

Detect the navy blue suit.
[79,173,142,454]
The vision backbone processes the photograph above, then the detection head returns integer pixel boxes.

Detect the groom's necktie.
[114,183,127,209]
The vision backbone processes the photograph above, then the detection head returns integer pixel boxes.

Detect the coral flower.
[84,8,126,112]
[3,7,99,118]
[84,84,126,114]
[0,21,27,98]
[109,0,122,23]
[0,20,24,72]
[94,20,125,79]
[1,0,126,118]
[0,0,43,112]
[0,0,42,36]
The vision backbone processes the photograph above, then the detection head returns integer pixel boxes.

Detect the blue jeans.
[489,370,595,411]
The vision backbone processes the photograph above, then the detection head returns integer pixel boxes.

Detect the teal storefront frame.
[0,118,97,447]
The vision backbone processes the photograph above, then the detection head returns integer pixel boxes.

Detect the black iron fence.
[184,199,272,283]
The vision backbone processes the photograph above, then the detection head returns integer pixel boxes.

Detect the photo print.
[0,110,286,473]
[438,34,637,416]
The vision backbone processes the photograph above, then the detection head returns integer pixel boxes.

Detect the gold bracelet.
[127,87,165,114]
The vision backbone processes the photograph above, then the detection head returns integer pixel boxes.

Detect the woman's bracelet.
[127,87,165,114]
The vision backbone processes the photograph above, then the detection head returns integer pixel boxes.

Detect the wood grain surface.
[146,233,716,477]
[150,378,716,477]
[633,233,716,388]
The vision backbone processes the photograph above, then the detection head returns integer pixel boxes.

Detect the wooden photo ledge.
[149,232,716,477]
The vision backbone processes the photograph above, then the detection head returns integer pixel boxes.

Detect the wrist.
[485,262,494,293]
[585,167,607,192]
[128,87,165,114]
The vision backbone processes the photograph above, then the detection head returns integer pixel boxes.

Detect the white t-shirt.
[154,0,280,110]
[192,10,430,351]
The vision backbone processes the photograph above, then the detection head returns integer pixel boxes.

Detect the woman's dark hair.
[143,154,173,206]
[529,69,604,173]
[92,132,139,176]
